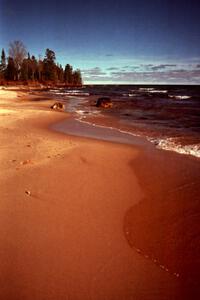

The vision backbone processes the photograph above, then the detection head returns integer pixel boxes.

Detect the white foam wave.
[75,113,200,159]
[49,89,89,96]
[148,137,200,158]
[53,92,67,95]
[169,95,191,100]
[139,88,155,92]
[122,93,136,97]
[76,116,141,138]
[65,90,90,96]
[75,109,101,117]
[148,90,168,94]
[49,89,61,92]
[139,88,168,94]
[76,110,86,115]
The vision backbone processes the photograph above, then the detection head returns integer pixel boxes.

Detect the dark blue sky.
[1,0,200,83]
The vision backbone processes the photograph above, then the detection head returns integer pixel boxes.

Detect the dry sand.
[0,87,199,299]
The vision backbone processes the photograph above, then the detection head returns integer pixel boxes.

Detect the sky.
[0,0,200,84]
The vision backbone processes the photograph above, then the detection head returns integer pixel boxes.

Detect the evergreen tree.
[43,48,57,81]
[45,49,56,62]
[64,64,73,84]
[20,53,37,81]
[0,49,6,71]
[5,57,17,80]
[0,49,6,81]
[27,53,32,80]
[30,55,38,80]
[20,58,29,80]
[73,69,83,86]
[0,41,83,85]
[37,58,44,81]
[56,64,64,82]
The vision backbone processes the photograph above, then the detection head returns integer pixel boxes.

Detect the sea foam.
[148,137,200,158]
[169,95,191,100]
[77,113,200,158]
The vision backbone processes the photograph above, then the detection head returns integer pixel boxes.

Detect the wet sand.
[0,87,199,299]
[124,148,200,299]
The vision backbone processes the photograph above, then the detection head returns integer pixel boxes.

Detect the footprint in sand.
[20,159,33,165]
[10,159,17,163]
[25,190,31,196]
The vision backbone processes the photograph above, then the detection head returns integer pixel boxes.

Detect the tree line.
[0,41,83,86]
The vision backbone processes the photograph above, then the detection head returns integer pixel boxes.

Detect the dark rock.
[51,102,65,111]
[96,97,113,108]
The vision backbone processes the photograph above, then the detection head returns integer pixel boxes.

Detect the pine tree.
[27,53,32,80]
[64,64,73,84]
[36,58,44,82]
[0,49,6,80]
[20,53,37,81]
[1,41,83,85]
[56,64,64,82]
[0,49,6,70]
[30,55,38,80]
[43,48,57,81]
[20,59,29,81]
[5,57,17,80]
[73,69,83,86]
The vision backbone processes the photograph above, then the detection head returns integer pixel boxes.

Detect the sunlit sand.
[0,87,199,299]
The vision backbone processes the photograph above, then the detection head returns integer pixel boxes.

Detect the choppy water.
[48,85,200,158]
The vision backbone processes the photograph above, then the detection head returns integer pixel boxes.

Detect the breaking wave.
[76,111,200,158]
[169,95,191,100]
[148,137,200,158]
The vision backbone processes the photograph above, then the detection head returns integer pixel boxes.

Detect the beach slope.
[0,87,199,299]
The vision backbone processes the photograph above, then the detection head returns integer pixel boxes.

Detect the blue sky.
[0,0,200,84]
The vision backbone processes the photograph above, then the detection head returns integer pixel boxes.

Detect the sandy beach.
[0,86,199,299]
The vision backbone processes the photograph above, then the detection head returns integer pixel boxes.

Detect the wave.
[169,95,191,100]
[75,109,101,116]
[76,112,200,159]
[148,137,200,158]
[64,91,90,96]
[139,88,155,92]
[51,92,67,95]
[122,93,137,97]
[76,112,141,137]
[139,88,168,94]
[49,89,62,92]
[148,90,168,94]
[49,89,89,96]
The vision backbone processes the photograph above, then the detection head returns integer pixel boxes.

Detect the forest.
[0,41,83,86]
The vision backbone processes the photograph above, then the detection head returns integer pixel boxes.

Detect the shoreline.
[44,86,200,159]
[0,87,200,299]
[54,113,200,159]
